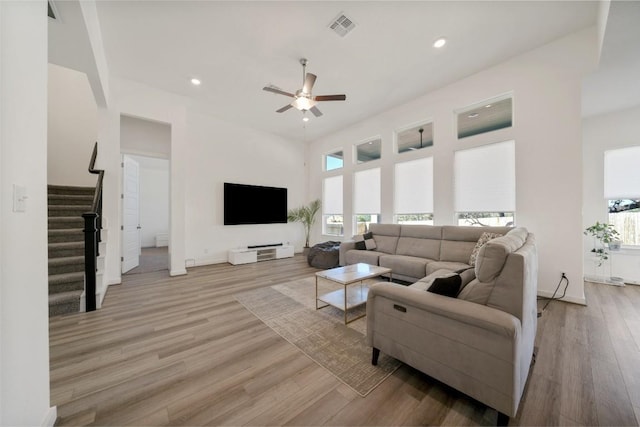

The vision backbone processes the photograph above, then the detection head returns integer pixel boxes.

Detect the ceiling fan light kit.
[263,58,346,119]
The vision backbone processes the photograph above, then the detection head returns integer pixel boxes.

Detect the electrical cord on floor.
[537,273,569,316]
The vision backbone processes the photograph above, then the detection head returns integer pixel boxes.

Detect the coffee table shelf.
[315,263,391,324]
[317,286,370,311]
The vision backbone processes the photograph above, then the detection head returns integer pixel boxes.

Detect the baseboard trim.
[537,289,586,306]
[107,278,121,286]
[41,406,57,427]
[170,269,187,276]
[192,257,227,267]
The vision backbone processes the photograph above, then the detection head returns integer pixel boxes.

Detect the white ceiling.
[57,1,605,142]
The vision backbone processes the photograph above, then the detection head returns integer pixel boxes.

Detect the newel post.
[82,212,98,312]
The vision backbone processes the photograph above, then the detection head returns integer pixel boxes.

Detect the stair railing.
[82,142,103,312]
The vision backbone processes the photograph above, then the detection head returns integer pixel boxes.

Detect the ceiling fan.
[263,58,346,118]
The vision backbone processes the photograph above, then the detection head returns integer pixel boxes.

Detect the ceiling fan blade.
[315,94,346,101]
[263,86,295,97]
[302,73,317,94]
[309,106,323,117]
[276,104,293,113]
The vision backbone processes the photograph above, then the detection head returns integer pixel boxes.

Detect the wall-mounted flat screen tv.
[224,182,288,225]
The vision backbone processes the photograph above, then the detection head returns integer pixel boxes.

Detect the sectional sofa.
[339,223,538,421]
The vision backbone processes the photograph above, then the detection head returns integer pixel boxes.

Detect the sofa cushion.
[440,226,512,264]
[354,232,377,250]
[379,255,430,280]
[427,274,461,297]
[457,267,477,293]
[457,279,494,304]
[369,224,401,254]
[396,225,442,260]
[426,261,471,275]
[475,227,528,282]
[345,249,384,266]
[469,232,503,267]
[410,269,455,291]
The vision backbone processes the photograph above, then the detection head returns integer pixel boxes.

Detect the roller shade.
[323,175,343,214]
[454,140,515,212]
[604,146,640,199]
[354,168,381,214]
[395,157,433,214]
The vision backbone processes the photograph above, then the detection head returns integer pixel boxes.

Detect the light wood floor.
[50,255,640,426]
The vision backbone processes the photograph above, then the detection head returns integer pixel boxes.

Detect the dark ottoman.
[307,241,341,269]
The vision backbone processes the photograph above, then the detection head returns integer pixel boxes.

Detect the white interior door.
[122,155,140,273]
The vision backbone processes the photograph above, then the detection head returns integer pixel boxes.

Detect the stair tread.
[48,185,95,191]
[49,216,84,221]
[49,241,84,249]
[49,228,83,235]
[49,271,84,284]
[48,194,93,199]
[49,290,83,304]
[49,205,92,209]
[49,256,84,266]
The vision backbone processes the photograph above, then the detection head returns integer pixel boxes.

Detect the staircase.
[48,185,94,316]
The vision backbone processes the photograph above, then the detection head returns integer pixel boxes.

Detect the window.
[396,214,433,225]
[325,150,343,171]
[354,168,380,233]
[608,200,640,245]
[456,95,513,139]
[396,122,433,153]
[322,176,343,236]
[355,138,382,164]
[394,157,434,225]
[605,146,640,245]
[454,140,515,226]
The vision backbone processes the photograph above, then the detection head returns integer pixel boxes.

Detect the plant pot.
[609,240,622,251]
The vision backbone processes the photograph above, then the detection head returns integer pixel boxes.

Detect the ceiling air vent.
[329,13,356,37]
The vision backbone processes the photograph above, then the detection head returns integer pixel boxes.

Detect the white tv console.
[228,245,294,265]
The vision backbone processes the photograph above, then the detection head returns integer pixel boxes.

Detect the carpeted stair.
[48,185,94,317]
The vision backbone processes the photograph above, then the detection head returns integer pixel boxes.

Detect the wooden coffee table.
[315,263,392,324]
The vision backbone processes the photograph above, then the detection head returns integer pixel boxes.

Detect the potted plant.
[288,199,321,254]
[584,221,621,267]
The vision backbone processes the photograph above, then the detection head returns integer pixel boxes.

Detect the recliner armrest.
[366,282,519,339]
[339,240,356,266]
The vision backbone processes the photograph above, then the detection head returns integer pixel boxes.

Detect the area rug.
[234,277,401,396]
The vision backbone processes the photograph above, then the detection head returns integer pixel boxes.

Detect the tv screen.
[224,182,288,225]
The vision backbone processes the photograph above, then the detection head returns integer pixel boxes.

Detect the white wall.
[130,155,169,248]
[121,115,170,158]
[103,78,306,279]
[308,28,597,304]
[48,63,98,187]
[0,1,55,426]
[582,105,640,283]
[184,108,307,265]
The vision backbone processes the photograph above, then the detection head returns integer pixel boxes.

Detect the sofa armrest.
[366,282,519,340]
[339,240,356,266]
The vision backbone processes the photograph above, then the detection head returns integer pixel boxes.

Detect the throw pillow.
[469,232,503,267]
[354,232,377,250]
[427,274,462,298]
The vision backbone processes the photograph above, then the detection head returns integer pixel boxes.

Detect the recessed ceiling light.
[433,37,447,48]
[485,104,492,108]
[468,113,479,118]
[191,78,201,86]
